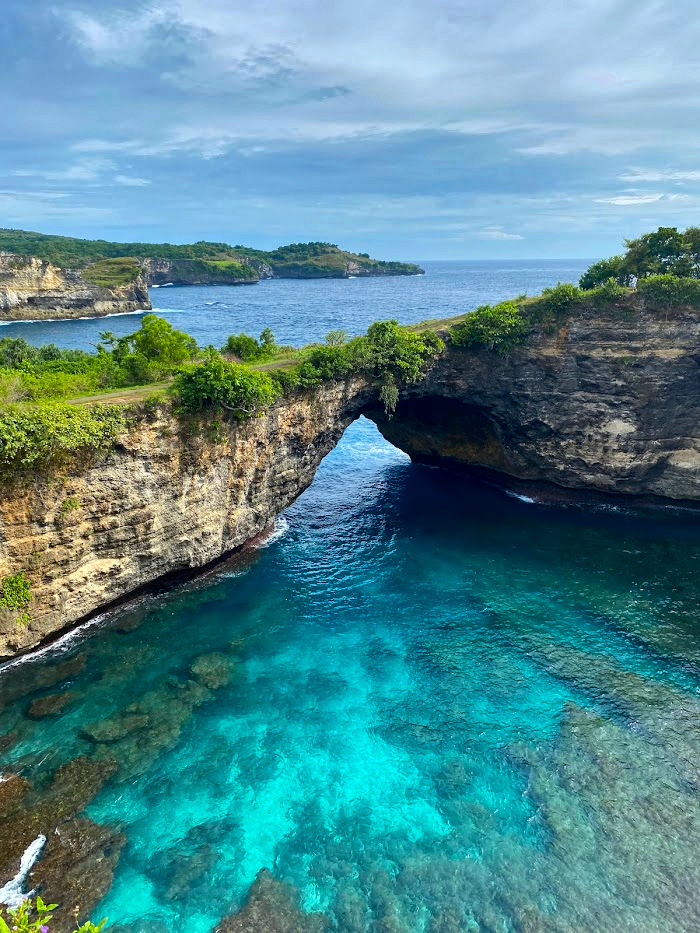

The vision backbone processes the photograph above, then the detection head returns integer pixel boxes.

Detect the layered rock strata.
[0,378,373,657]
[373,303,700,501]
[1,301,699,659]
[0,253,150,321]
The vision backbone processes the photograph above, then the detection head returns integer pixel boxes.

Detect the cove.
[3,417,700,931]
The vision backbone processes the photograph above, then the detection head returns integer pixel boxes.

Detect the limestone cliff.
[0,252,151,321]
[0,378,372,658]
[373,302,700,502]
[144,257,259,286]
[1,299,700,659]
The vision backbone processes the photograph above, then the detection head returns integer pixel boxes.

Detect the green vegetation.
[636,274,700,309]
[223,328,278,362]
[0,897,105,933]
[176,320,443,416]
[161,258,257,283]
[0,228,422,278]
[0,315,200,404]
[0,403,125,473]
[580,226,700,288]
[80,257,142,288]
[175,354,279,418]
[0,570,31,625]
[450,280,632,353]
[450,300,529,352]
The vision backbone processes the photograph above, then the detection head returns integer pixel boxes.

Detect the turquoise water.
[3,418,700,931]
[3,260,700,930]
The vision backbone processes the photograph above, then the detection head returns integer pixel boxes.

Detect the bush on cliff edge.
[0,403,125,473]
[174,354,279,417]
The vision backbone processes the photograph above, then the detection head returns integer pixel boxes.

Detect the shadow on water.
[3,419,700,931]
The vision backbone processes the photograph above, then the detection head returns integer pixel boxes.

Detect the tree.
[579,255,628,289]
[128,314,198,364]
[623,227,693,278]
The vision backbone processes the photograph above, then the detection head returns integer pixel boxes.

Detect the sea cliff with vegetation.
[4,227,700,930]
[1,227,700,660]
[0,229,423,322]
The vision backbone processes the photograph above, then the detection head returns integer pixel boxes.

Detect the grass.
[81,257,142,288]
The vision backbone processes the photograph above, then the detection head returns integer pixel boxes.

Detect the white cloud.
[113,175,151,186]
[594,193,665,206]
[620,169,700,183]
[480,227,524,240]
[59,0,700,158]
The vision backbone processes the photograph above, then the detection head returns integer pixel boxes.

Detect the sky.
[2,0,700,260]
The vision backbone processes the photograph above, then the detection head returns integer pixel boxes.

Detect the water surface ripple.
[2,261,700,931]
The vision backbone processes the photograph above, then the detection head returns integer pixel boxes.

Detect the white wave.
[258,516,289,547]
[505,489,536,504]
[0,834,46,908]
[0,609,112,673]
[0,309,146,326]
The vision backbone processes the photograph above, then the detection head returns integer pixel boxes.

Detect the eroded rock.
[216,869,329,933]
[27,691,77,719]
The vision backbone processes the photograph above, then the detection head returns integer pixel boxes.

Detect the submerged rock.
[27,691,77,719]
[216,868,329,933]
[0,755,121,932]
[191,652,236,689]
[81,711,149,743]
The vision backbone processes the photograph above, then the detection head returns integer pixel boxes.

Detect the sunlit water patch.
[2,418,700,931]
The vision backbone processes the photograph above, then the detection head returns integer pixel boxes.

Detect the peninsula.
[0,228,424,322]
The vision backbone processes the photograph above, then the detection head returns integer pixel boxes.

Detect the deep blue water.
[3,260,700,932]
[0,259,591,350]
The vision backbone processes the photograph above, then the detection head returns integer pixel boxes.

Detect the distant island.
[0,228,423,321]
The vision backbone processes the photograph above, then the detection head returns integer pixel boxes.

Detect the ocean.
[3,259,700,932]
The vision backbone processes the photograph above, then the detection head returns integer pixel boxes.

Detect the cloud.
[480,227,524,240]
[595,193,666,206]
[2,0,700,255]
[113,174,151,186]
[594,192,690,206]
[620,169,700,183]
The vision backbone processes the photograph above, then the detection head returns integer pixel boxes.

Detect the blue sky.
[2,0,699,259]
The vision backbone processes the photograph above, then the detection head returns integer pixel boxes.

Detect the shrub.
[349,320,443,383]
[223,333,264,361]
[637,275,700,309]
[123,314,197,365]
[268,367,300,393]
[588,277,627,305]
[0,571,31,624]
[0,403,125,473]
[304,345,352,380]
[325,329,348,346]
[174,355,279,417]
[450,301,528,352]
[0,897,106,932]
[535,282,583,316]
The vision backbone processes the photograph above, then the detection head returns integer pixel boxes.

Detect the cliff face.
[1,301,700,659]
[0,378,372,658]
[374,303,700,502]
[0,253,151,321]
[144,258,259,286]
